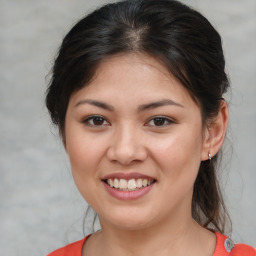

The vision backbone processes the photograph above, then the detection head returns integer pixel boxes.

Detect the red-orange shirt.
[47,232,255,256]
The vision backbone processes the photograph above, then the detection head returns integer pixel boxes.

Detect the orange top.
[47,232,255,256]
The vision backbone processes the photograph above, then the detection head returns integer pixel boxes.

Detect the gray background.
[0,0,255,255]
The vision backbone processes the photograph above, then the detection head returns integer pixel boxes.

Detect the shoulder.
[46,236,89,256]
[231,243,256,256]
[214,232,255,256]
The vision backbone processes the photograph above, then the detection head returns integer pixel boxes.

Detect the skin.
[64,53,228,256]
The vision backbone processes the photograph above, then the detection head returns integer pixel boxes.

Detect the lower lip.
[103,182,155,200]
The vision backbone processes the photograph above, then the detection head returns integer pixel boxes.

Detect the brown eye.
[153,118,166,126]
[146,116,174,127]
[92,117,105,125]
[83,115,109,126]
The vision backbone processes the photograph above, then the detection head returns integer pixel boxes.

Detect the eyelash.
[82,115,110,127]
[82,115,174,127]
[146,116,174,127]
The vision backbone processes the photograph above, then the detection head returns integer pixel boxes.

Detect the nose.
[106,123,148,165]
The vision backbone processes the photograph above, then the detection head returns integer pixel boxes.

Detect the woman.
[46,0,255,255]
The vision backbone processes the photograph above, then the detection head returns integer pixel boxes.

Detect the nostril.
[106,144,148,165]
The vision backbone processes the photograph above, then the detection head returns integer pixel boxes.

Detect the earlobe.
[201,101,229,161]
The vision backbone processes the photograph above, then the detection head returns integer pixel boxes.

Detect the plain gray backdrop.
[0,0,255,255]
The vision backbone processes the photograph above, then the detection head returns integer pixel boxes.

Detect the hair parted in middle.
[46,0,231,233]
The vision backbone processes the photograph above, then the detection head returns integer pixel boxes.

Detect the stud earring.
[208,153,212,160]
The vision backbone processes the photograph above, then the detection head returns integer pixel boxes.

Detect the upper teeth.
[106,178,153,191]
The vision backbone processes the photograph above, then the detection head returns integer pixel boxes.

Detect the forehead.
[69,53,195,109]
[94,53,173,86]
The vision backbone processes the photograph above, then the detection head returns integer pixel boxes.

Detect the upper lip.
[102,172,156,181]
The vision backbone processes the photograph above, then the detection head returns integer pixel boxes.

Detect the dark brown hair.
[46,0,230,233]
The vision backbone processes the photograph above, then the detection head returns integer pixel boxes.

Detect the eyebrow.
[138,99,184,111]
[75,98,184,111]
[75,99,114,111]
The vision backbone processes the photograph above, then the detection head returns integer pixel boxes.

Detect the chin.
[99,207,157,231]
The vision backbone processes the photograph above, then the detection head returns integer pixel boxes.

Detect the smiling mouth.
[104,178,156,191]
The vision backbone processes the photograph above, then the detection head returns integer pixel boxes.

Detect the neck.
[84,211,216,256]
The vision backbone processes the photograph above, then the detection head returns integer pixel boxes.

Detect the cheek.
[151,127,203,180]
[65,128,104,178]
[65,133,106,206]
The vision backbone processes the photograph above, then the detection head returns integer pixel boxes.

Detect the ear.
[201,101,229,161]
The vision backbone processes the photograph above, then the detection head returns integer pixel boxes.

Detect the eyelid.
[82,115,110,126]
[145,115,175,127]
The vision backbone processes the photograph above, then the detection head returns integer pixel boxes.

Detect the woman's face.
[65,54,209,230]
